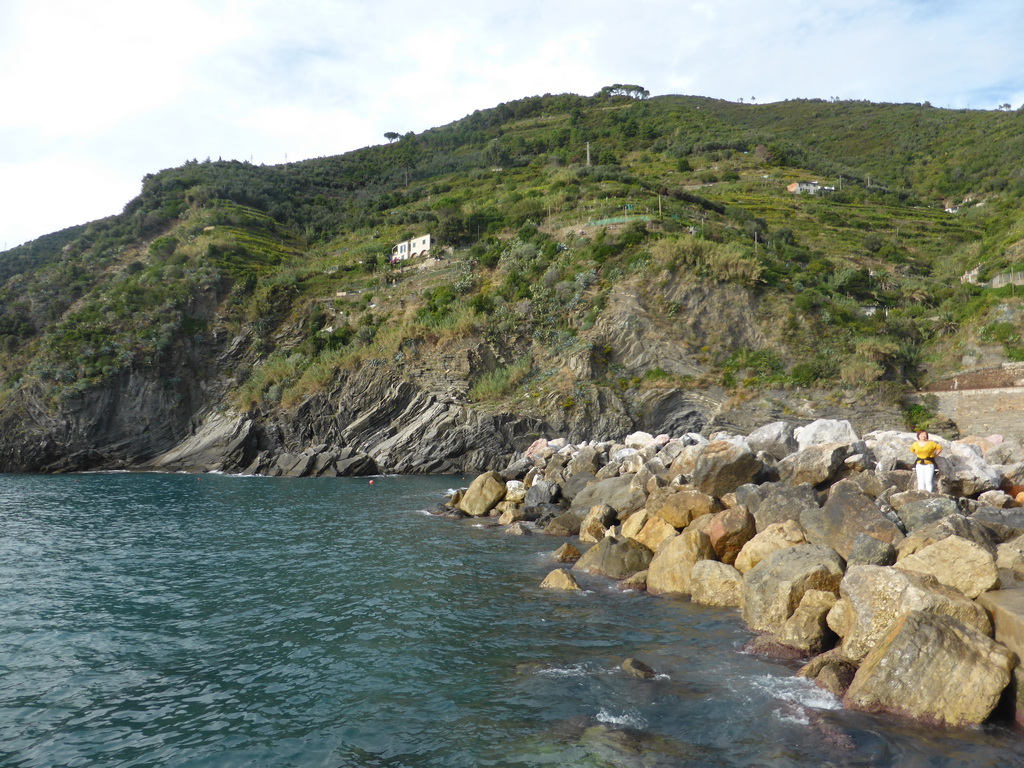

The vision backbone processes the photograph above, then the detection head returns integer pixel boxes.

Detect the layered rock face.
[443,420,1024,728]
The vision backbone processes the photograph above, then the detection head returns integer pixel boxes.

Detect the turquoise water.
[1,472,1023,767]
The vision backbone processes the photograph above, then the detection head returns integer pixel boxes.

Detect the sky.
[1,0,1022,250]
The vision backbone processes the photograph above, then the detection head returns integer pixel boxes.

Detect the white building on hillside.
[391,234,432,263]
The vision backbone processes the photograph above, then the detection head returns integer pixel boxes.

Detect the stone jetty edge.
[429,419,1024,730]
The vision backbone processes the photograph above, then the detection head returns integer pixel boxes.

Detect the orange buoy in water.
[369,479,375,485]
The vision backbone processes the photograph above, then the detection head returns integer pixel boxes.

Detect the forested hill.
[1,90,1024,473]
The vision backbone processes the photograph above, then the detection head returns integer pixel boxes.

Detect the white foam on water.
[745,674,842,712]
[596,709,648,729]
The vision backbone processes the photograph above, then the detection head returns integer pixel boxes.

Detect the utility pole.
[586,142,591,167]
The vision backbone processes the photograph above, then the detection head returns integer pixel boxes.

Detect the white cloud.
[1,0,1021,249]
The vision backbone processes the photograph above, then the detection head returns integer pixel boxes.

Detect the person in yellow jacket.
[910,430,942,492]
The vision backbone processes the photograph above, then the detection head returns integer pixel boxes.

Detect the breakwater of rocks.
[432,419,1024,729]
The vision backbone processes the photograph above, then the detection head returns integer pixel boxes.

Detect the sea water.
[1,472,1023,767]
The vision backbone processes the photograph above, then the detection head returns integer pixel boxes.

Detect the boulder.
[828,564,993,662]
[970,507,1024,542]
[897,514,1000,559]
[572,535,653,580]
[777,589,838,655]
[707,507,757,565]
[624,431,657,450]
[504,480,528,503]
[734,519,808,573]
[935,444,1002,497]
[505,522,532,536]
[741,544,846,634]
[794,419,859,450]
[620,570,648,591]
[996,536,1024,572]
[893,496,960,532]
[646,529,716,595]
[797,648,858,698]
[540,568,582,591]
[844,611,1015,727]
[746,421,798,461]
[778,443,849,488]
[645,486,719,529]
[459,471,507,516]
[633,516,678,553]
[498,506,526,525]
[621,657,657,679]
[579,504,618,543]
[561,472,598,501]
[977,586,1024,726]
[544,511,583,537]
[799,479,903,559]
[846,533,896,567]
[895,535,1000,598]
[569,475,646,519]
[552,543,581,563]
[689,560,744,608]
[689,440,762,498]
[620,510,651,541]
[979,489,1016,508]
[742,482,819,532]
[524,478,560,512]
[566,446,603,478]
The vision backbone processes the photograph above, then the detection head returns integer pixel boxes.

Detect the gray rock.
[746,421,798,460]
[800,479,903,559]
[896,497,961,532]
[573,535,654,579]
[794,419,859,450]
[746,482,820,532]
[847,533,897,566]
[569,475,647,519]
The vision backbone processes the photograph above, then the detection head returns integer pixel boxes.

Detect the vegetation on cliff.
[2,90,1024,469]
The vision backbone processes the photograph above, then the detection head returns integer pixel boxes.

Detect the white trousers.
[915,462,935,492]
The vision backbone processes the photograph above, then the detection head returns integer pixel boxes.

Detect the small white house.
[787,181,821,195]
[391,234,432,263]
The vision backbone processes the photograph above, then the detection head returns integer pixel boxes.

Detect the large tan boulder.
[741,544,845,634]
[572,535,653,580]
[895,535,1000,598]
[734,519,807,573]
[689,560,744,607]
[646,529,715,595]
[633,516,678,553]
[707,507,757,565]
[690,440,762,498]
[645,486,718,529]
[540,568,583,591]
[844,611,1015,727]
[459,471,507,516]
[828,564,993,662]
[620,510,651,541]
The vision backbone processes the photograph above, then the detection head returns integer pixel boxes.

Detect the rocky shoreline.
[431,419,1024,729]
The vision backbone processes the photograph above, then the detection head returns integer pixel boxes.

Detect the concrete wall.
[927,387,1024,441]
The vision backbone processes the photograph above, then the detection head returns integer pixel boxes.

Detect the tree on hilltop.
[384,131,400,143]
[596,84,650,100]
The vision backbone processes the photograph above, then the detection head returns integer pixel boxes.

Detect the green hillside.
[3,90,1024,442]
